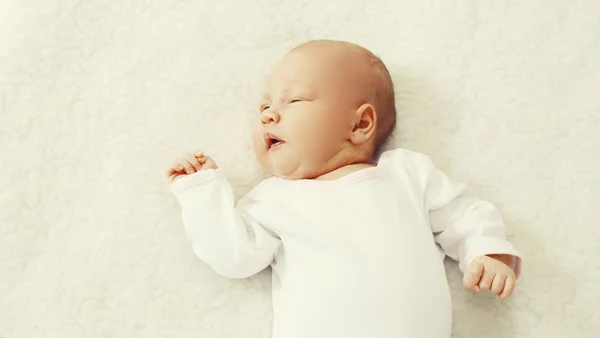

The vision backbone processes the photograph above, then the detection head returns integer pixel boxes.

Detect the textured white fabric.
[1,1,599,337]
[170,148,522,338]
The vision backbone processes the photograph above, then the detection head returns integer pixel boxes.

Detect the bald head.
[291,40,397,148]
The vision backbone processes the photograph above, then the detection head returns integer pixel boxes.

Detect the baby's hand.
[463,254,516,300]
[166,150,218,183]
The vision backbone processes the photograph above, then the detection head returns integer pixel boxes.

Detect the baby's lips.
[263,132,284,147]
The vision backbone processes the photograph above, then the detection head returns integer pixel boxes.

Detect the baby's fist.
[166,150,218,183]
[463,254,516,300]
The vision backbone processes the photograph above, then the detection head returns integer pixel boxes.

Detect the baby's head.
[253,40,396,180]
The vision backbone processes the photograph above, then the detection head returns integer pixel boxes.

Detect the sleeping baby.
[166,39,522,338]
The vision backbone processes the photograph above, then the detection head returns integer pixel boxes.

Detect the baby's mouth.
[264,132,285,150]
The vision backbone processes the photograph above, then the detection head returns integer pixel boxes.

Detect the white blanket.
[1,1,598,337]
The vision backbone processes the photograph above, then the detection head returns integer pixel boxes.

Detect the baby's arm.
[414,154,522,298]
[168,153,280,279]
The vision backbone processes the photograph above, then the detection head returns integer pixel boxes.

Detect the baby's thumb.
[463,258,484,290]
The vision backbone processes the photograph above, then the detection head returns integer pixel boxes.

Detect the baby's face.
[252,47,362,179]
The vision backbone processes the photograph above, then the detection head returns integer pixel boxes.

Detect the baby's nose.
[261,109,281,125]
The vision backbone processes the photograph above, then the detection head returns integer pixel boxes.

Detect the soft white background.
[1,0,599,337]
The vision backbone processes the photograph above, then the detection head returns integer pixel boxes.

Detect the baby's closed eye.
[288,97,314,104]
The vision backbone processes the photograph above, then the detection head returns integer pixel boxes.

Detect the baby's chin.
[266,159,309,180]
[256,150,320,180]
[268,166,302,180]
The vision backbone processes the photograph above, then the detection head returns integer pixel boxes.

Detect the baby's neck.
[311,146,376,181]
[315,162,376,181]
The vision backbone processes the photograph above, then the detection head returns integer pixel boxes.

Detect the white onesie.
[170,148,522,338]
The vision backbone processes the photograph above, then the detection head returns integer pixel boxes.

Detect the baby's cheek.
[251,123,264,148]
[250,136,269,168]
[252,138,266,160]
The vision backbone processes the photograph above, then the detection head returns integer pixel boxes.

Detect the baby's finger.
[177,157,195,174]
[499,276,515,300]
[194,150,204,158]
[170,161,184,172]
[478,270,496,291]
[197,156,208,165]
[167,171,179,183]
[166,166,182,179]
[184,153,202,171]
[463,259,484,290]
[490,274,507,295]
[166,167,176,178]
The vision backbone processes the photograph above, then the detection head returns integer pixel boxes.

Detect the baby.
[166,40,522,338]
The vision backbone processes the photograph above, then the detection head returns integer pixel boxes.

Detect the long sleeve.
[170,169,281,279]
[413,153,523,277]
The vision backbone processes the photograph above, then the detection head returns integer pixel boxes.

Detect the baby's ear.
[350,103,376,145]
